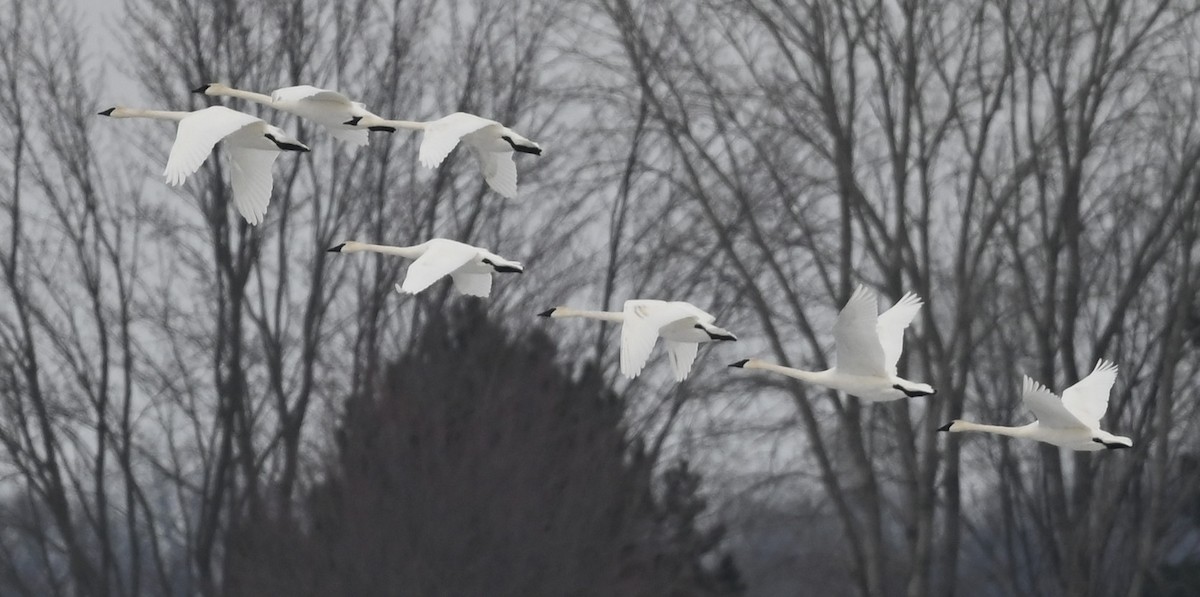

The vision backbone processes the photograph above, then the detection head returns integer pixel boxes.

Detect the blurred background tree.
[224,305,742,597]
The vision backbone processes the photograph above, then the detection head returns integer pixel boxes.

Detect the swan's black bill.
[98,108,115,116]
[264,134,310,152]
[482,258,523,274]
[502,135,543,155]
[727,359,750,368]
[936,422,953,432]
[369,125,397,133]
[537,308,556,318]
[191,84,211,94]
[893,384,935,398]
[327,243,346,253]
[344,117,363,126]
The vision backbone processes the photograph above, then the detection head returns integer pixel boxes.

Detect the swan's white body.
[99,105,309,225]
[326,239,523,298]
[939,361,1133,451]
[539,300,737,381]
[729,286,934,401]
[352,112,541,199]
[195,83,388,147]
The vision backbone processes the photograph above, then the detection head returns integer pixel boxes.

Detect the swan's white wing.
[271,85,353,105]
[399,243,480,295]
[665,340,700,382]
[620,301,690,379]
[472,147,518,198]
[225,146,279,226]
[1021,375,1087,429]
[449,272,493,298]
[418,112,497,169]
[163,107,261,187]
[326,127,370,147]
[832,286,888,377]
[1061,360,1118,428]
[876,292,923,375]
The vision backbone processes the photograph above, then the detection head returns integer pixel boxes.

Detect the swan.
[728,285,934,401]
[98,105,309,225]
[326,239,523,298]
[347,112,541,199]
[537,300,737,381]
[193,83,393,147]
[938,360,1133,451]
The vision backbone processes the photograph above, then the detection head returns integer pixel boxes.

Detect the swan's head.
[501,134,543,156]
[696,323,737,342]
[538,307,565,318]
[1092,435,1133,450]
[264,126,310,152]
[98,107,132,118]
[937,420,965,433]
[191,83,231,96]
[482,257,523,274]
[327,241,367,254]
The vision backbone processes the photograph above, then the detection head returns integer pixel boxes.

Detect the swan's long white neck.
[351,243,426,259]
[110,108,190,122]
[550,307,624,323]
[743,361,829,384]
[949,421,1032,438]
[218,86,274,105]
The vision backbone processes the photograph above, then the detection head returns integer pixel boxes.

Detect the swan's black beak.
[97,108,115,116]
[937,422,953,432]
[191,84,210,94]
[344,117,362,126]
[728,359,749,368]
[326,243,346,253]
[537,308,556,318]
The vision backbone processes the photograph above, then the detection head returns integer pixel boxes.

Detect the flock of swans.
[99,83,1132,453]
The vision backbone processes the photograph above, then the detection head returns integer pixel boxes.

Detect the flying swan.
[938,360,1133,451]
[347,112,542,199]
[538,300,737,381]
[98,105,309,225]
[193,83,393,147]
[728,285,935,401]
[326,239,523,298]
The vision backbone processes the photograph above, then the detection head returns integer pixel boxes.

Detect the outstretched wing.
[1021,375,1087,429]
[665,340,700,382]
[1061,360,1119,428]
[619,301,691,380]
[472,146,518,199]
[225,146,279,226]
[449,271,493,298]
[164,106,261,186]
[876,292,923,375]
[399,242,480,295]
[270,85,353,105]
[418,112,497,168]
[832,286,888,377]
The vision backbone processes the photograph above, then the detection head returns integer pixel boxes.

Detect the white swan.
[349,112,541,199]
[98,105,309,225]
[728,285,934,401]
[538,300,737,381]
[326,239,523,298]
[938,360,1133,451]
[193,83,392,147]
